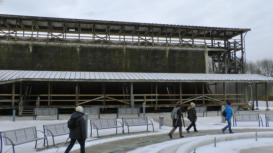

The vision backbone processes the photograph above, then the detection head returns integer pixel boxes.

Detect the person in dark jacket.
[222,102,233,134]
[65,106,87,153]
[168,101,184,139]
[186,102,198,132]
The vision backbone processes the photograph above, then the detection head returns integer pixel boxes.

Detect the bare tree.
[246,59,273,77]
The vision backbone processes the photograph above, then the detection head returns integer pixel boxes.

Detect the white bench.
[233,113,263,127]
[265,114,273,127]
[90,119,123,137]
[84,107,100,118]
[0,127,47,153]
[117,108,140,118]
[122,117,154,133]
[43,122,69,146]
[195,106,207,117]
[34,108,59,120]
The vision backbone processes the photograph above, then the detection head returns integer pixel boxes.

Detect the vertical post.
[142,100,146,117]
[0,132,2,153]
[75,83,79,106]
[202,83,205,105]
[12,108,16,122]
[235,82,239,104]
[143,95,147,115]
[265,82,269,110]
[18,82,23,116]
[102,83,106,107]
[36,96,40,108]
[223,82,226,104]
[249,83,254,110]
[255,83,258,109]
[240,34,245,73]
[179,83,183,103]
[12,83,15,108]
[155,83,158,110]
[48,82,51,106]
[130,83,134,108]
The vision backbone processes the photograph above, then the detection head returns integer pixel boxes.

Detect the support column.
[130,83,134,108]
[202,83,205,105]
[255,83,258,109]
[155,83,158,110]
[75,83,79,106]
[235,82,239,103]
[36,96,40,108]
[179,83,183,103]
[48,82,51,106]
[223,82,226,104]
[102,83,106,107]
[265,82,269,110]
[12,83,15,108]
[18,82,23,116]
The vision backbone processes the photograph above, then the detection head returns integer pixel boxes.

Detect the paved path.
[240,146,273,153]
[71,129,273,153]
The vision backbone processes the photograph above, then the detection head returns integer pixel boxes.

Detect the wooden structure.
[1,14,271,114]
[0,70,272,114]
[0,14,250,73]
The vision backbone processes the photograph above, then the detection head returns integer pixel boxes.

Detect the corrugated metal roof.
[0,70,272,84]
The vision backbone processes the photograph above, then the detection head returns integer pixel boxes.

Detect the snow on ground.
[194,138,273,153]
[253,101,273,110]
[1,102,273,153]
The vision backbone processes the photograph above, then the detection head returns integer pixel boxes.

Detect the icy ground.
[0,101,273,153]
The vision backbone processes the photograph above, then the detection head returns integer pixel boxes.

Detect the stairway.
[22,108,34,116]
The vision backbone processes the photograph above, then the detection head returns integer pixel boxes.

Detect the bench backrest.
[43,123,69,136]
[265,114,273,121]
[235,114,260,121]
[84,107,100,116]
[118,108,140,117]
[1,127,37,145]
[231,105,239,113]
[34,108,58,116]
[122,117,148,126]
[195,106,207,113]
[91,119,118,129]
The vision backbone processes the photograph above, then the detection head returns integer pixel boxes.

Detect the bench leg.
[96,129,99,138]
[35,140,37,149]
[12,145,15,153]
[52,136,55,146]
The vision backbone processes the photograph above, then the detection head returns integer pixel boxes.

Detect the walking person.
[222,101,233,134]
[186,102,198,133]
[65,106,87,153]
[168,101,184,139]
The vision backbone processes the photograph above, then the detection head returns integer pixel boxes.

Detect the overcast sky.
[0,0,272,62]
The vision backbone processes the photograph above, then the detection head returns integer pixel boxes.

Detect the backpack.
[222,109,226,117]
[68,116,80,129]
[171,107,180,120]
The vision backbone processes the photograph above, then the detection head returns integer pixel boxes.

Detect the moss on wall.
[0,43,206,73]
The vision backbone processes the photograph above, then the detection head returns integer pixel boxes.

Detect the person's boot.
[168,133,173,139]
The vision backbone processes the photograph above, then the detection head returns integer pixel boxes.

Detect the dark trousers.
[187,121,197,131]
[65,138,85,153]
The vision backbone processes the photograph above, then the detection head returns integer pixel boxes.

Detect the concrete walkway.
[240,146,273,153]
[71,129,273,153]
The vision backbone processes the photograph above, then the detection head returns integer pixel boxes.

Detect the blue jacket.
[225,104,232,120]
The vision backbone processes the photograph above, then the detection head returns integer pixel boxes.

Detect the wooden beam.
[130,83,134,107]
[12,83,15,108]
[75,83,79,106]
[48,82,51,106]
